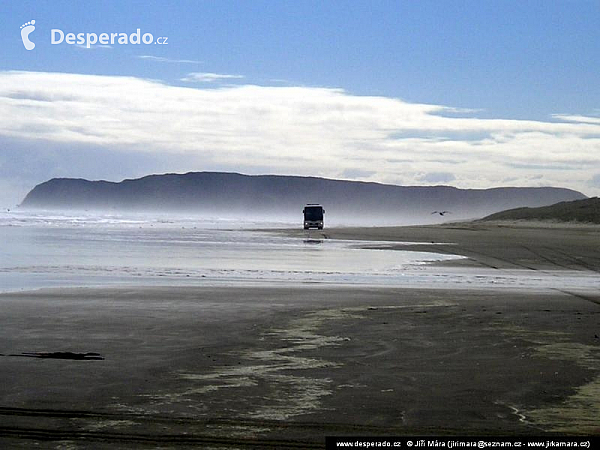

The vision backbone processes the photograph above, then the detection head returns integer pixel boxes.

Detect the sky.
[1,0,600,208]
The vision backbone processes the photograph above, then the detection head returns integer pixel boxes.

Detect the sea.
[1,209,598,293]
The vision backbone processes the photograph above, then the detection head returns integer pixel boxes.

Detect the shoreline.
[1,222,599,446]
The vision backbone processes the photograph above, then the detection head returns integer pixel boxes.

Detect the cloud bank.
[0,70,599,206]
[181,72,245,83]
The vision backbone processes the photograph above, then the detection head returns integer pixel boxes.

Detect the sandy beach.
[283,221,600,272]
[1,223,599,448]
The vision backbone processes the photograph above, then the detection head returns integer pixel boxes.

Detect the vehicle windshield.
[304,206,323,221]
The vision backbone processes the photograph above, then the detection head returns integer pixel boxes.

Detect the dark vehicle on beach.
[303,204,325,229]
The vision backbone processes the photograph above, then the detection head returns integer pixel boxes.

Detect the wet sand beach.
[1,223,600,447]
[284,221,600,272]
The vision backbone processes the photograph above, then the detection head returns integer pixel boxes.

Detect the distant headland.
[20,171,586,224]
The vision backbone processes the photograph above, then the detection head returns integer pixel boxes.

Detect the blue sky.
[1,1,600,207]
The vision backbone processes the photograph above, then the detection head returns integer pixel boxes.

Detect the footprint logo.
[20,20,36,50]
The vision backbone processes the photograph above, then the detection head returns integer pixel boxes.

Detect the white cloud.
[419,172,456,184]
[551,114,600,125]
[589,174,600,188]
[181,72,245,83]
[0,70,599,198]
[137,55,202,64]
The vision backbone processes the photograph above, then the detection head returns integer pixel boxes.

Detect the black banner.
[326,437,598,450]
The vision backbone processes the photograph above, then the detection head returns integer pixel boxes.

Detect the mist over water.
[1,209,597,293]
[7,206,459,228]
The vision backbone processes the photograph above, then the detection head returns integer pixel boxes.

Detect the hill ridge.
[21,171,586,224]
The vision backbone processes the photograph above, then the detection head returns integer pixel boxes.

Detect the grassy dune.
[480,196,600,224]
